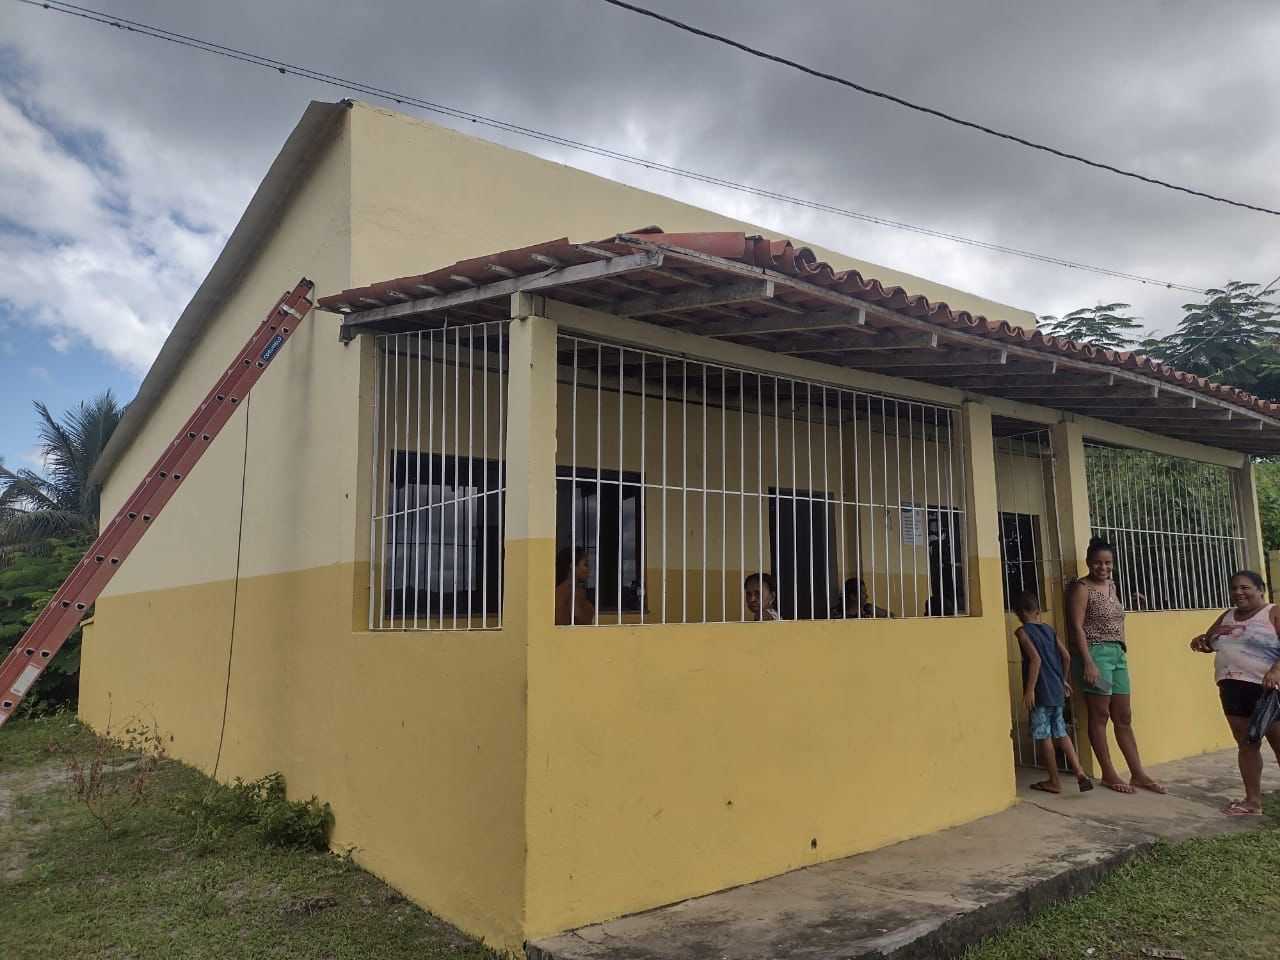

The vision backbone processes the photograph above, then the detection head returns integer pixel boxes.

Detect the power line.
[596,0,1280,218]
[16,0,1208,295]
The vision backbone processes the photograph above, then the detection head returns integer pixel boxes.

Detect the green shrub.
[174,771,333,852]
[0,538,90,716]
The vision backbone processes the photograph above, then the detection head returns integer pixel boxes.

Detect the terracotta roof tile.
[320,228,1280,422]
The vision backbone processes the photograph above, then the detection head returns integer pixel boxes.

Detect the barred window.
[370,323,508,630]
[555,333,969,625]
[1000,512,1044,610]
[1084,442,1245,611]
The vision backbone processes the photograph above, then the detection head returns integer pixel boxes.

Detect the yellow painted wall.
[80,565,529,949]
[80,108,533,952]
[521,606,1014,939]
[1115,612,1235,766]
[99,116,356,595]
[346,103,1035,329]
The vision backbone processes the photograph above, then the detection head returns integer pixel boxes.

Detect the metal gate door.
[992,427,1080,768]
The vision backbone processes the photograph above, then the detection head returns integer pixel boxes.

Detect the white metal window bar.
[369,322,509,630]
[995,431,1067,613]
[1084,442,1245,612]
[555,332,969,625]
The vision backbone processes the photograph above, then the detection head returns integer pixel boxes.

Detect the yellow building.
[79,100,1280,954]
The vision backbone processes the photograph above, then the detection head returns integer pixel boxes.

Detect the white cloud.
[29,365,50,381]
[0,61,242,375]
[17,446,46,471]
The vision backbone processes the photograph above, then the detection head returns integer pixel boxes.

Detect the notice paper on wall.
[901,503,925,545]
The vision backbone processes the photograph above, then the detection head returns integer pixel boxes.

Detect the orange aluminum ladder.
[0,278,315,727]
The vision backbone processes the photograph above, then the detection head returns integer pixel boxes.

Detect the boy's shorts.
[1076,641,1131,697]
[1030,704,1068,741]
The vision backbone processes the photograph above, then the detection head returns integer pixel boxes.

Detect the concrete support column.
[960,401,1001,619]
[1050,421,1091,585]
[504,293,559,636]
[1049,420,1099,775]
[1235,460,1267,586]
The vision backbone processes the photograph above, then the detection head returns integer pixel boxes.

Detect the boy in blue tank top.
[1015,591,1094,794]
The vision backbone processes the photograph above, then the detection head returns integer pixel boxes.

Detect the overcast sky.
[3,0,1279,468]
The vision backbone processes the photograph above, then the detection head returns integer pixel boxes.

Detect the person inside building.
[1066,537,1165,795]
[554,546,595,626]
[744,572,780,621]
[1189,569,1280,817]
[832,577,893,619]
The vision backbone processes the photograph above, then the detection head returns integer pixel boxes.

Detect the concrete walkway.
[528,750,1272,960]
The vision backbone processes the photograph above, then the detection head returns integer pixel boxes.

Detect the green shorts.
[1077,641,1131,697]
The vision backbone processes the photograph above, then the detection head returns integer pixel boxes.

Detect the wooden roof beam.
[336,249,665,334]
[820,348,1009,369]
[613,279,776,317]
[696,306,870,339]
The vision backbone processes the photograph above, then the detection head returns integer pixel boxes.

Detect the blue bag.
[1247,687,1280,744]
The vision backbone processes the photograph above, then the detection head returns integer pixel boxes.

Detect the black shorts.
[1218,679,1264,719]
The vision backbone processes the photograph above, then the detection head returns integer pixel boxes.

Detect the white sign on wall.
[901,503,925,546]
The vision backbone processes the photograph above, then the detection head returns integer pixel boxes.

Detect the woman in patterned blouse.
[1065,537,1165,795]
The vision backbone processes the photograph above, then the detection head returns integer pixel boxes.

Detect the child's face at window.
[745,582,771,616]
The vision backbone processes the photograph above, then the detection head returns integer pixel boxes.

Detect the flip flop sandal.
[1029,782,1061,794]
[1077,775,1095,793]
[1223,800,1262,817]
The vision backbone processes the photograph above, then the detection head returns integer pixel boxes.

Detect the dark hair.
[1230,569,1266,590]
[1012,590,1041,614]
[844,577,864,596]
[1086,537,1115,561]
[744,572,776,595]
[556,546,587,585]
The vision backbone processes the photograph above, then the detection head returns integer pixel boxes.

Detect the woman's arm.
[1265,607,1280,689]
[1066,582,1099,686]
[1054,634,1073,697]
[1016,627,1040,711]
[1190,611,1228,653]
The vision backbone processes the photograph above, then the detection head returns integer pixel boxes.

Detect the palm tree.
[0,391,126,559]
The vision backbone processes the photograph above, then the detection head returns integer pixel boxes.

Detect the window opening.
[369,322,508,630]
[556,332,969,625]
[1085,442,1245,611]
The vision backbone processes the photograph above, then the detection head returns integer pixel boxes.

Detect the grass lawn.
[0,714,498,960]
[6,714,1280,960]
[965,793,1280,960]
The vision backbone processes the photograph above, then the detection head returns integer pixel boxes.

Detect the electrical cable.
[13,0,1209,295]
[595,0,1280,217]
[211,392,249,780]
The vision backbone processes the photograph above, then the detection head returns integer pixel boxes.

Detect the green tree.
[1039,303,1143,350]
[0,537,90,714]
[1141,281,1280,400]
[0,391,124,559]
[1256,460,1280,553]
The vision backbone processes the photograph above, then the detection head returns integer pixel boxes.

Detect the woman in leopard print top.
[1065,537,1165,796]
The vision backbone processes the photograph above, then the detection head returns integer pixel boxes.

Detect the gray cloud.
[3,0,1279,374]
